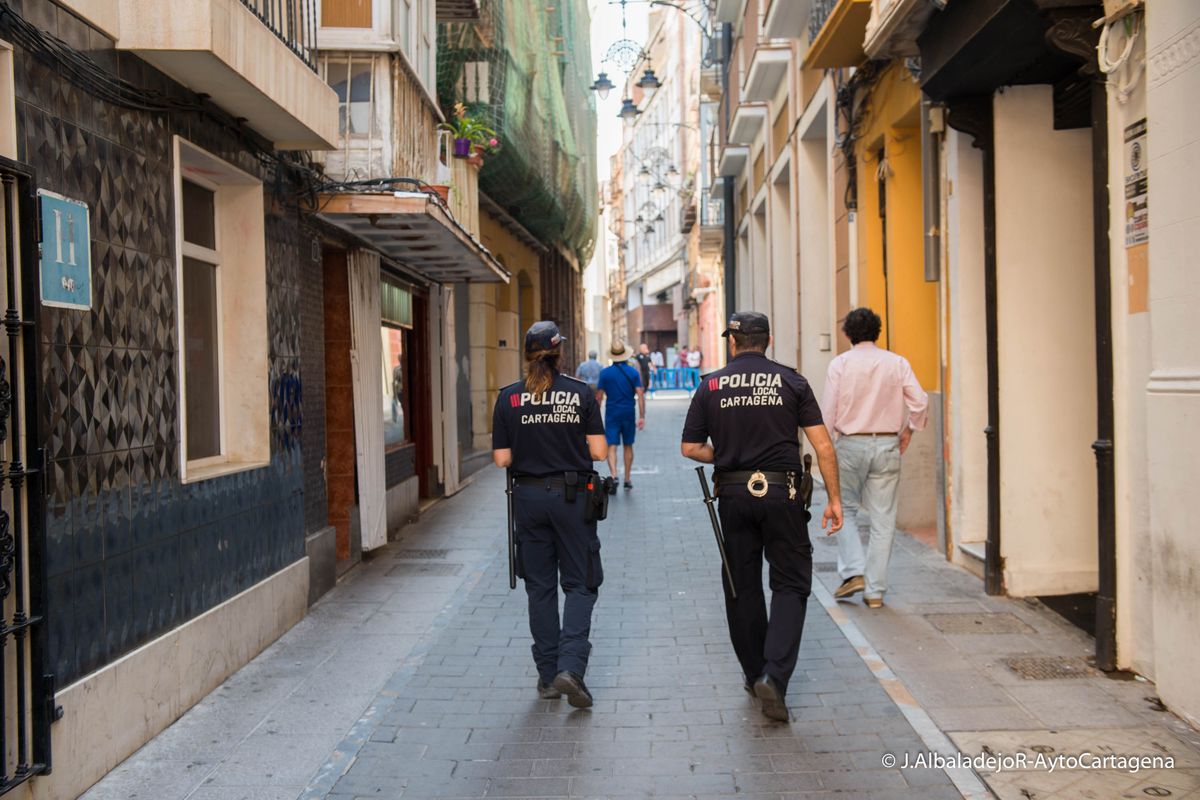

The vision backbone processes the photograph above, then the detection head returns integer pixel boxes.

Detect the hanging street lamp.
[636,67,661,101]
[590,71,615,100]
[637,163,652,183]
[652,180,667,199]
[618,97,642,126]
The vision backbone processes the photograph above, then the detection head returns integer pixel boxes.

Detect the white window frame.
[173,137,270,483]
[316,0,397,50]
[321,53,379,140]
[179,171,227,470]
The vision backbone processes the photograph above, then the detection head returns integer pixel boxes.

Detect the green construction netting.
[438,0,598,263]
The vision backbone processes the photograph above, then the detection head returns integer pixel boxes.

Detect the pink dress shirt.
[821,343,928,435]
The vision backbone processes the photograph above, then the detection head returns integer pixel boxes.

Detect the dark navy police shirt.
[492,372,605,476]
[681,351,824,472]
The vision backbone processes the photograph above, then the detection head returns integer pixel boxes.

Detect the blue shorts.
[605,410,637,446]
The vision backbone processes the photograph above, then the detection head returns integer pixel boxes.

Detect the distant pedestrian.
[492,321,609,708]
[686,347,702,369]
[576,350,602,391]
[595,341,646,491]
[649,349,664,370]
[674,345,688,368]
[681,311,843,722]
[635,343,655,392]
[822,308,928,609]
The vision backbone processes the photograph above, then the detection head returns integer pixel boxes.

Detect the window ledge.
[182,459,270,485]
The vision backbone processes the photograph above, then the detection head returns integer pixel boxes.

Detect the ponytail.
[524,350,559,396]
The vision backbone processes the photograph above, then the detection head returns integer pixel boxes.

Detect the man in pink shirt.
[821,308,928,607]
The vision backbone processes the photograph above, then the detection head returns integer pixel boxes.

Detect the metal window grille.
[0,158,54,795]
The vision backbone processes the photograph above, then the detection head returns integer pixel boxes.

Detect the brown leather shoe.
[834,575,865,598]
[865,596,884,608]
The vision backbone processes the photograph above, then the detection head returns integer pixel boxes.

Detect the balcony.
[804,0,871,69]
[763,0,813,40]
[729,102,768,145]
[863,0,939,59]
[718,145,749,177]
[714,0,747,24]
[117,0,338,149]
[436,0,481,21]
[742,42,790,102]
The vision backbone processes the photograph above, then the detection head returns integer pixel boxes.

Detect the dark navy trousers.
[513,483,603,683]
[717,487,813,694]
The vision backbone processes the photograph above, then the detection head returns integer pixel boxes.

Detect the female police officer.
[492,321,609,708]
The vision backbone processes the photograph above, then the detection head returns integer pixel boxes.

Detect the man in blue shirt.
[575,350,602,391]
[595,341,646,492]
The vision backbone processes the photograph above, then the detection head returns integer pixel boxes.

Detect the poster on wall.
[1124,118,1148,247]
[38,190,92,310]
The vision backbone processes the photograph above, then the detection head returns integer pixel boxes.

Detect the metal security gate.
[0,158,53,793]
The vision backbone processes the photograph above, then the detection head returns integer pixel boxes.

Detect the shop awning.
[317,192,510,284]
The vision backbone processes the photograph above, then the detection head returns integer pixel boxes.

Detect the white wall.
[1104,18,1155,680]
[943,129,989,558]
[796,96,833,396]
[769,168,798,365]
[993,85,1098,597]
[1144,0,1200,728]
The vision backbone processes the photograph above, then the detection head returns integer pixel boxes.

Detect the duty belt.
[714,470,798,500]
[512,471,600,503]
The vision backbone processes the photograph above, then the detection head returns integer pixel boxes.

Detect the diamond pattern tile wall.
[15,14,315,686]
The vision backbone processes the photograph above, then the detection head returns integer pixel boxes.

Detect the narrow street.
[83,396,960,800]
[79,394,1200,800]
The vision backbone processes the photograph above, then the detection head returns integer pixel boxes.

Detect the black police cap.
[721,311,770,338]
[524,320,563,353]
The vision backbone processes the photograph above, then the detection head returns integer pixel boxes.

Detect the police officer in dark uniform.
[681,311,844,721]
[492,321,610,708]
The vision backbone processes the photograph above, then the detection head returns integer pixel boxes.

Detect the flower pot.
[452,137,472,158]
[467,153,484,168]
[426,185,451,204]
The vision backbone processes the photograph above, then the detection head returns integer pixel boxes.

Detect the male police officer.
[681,311,844,721]
[493,321,609,708]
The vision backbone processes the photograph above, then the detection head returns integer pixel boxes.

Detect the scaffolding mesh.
[438,0,598,263]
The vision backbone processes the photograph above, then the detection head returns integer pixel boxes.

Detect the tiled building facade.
[22,2,312,686]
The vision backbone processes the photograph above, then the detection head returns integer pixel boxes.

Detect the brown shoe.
[834,575,865,598]
[865,596,884,608]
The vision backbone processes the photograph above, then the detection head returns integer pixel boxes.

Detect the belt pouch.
[584,474,609,522]
[564,471,578,503]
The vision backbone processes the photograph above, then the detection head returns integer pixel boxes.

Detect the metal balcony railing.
[809,0,836,42]
[701,193,724,227]
[240,0,318,71]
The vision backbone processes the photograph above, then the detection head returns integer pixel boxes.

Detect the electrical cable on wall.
[1097,6,1144,105]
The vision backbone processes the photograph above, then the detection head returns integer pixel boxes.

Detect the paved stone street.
[81,395,1200,800]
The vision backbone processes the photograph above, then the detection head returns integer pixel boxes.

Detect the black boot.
[754,674,790,722]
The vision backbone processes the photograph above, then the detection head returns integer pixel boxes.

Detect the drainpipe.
[721,22,736,319]
[977,104,1003,597]
[922,96,942,283]
[1090,80,1117,672]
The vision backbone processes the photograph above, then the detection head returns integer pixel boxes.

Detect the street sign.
[38,189,92,310]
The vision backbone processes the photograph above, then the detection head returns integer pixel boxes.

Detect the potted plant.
[468,137,500,167]
[438,103,497,160]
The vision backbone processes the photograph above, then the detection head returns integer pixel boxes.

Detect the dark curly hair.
[843,307,882,345]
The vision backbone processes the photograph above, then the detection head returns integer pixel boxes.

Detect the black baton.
[695,466,737,599]
[506,468,517,590]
